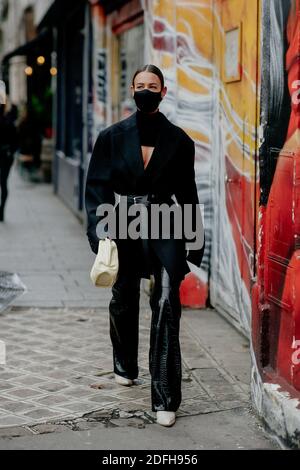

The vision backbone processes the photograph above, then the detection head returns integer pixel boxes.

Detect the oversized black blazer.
[85,110,205,282]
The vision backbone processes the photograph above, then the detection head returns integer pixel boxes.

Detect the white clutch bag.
[90,238,119,287]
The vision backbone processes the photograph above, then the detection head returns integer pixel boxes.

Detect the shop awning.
[2,28,51,63]
[38,0,86,31]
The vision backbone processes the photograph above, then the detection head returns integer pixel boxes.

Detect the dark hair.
[132,64,164,90]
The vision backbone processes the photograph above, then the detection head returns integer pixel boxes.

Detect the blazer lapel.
[144,114,181,183]
[116,110,180,183]
[114,113,144,178]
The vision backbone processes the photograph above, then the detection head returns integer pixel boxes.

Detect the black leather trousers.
[109,242,182,412]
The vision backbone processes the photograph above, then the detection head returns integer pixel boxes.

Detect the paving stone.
[62,387,100,398]
[7,359,33,368]
[110,418,132,428]
[0,383,17,391]
[23,409,65,420]
[127,418,147,428]
[68,364,100,374]
[0,426,33,438]
[29,423,70,434]
[85,395,121,406]
[37,382,69,393]
[182,386,209,400]
[18,341,48,347]
[65,376,100,386]
[35,395,73,407]
[41,371,75,380]
[193,368,231,385]
[218,400,246,409]
[82,409,112,420]
[72,420,106,431]
[53,402,101,413]
[5,388,44,399]
[179,399,220,415]
[122,401,150,412]
[119,411,134,418]
[0,372,23,380]
[21,364,54,374]
[118,388,150,399]
[0,415,29,427]
[12,376,48,387]
[34,355,61,363]
[0,401,36,413]
[184,355,216,369]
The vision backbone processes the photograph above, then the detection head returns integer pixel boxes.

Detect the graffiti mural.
[144,0,213,308]
[253,0,300,392]
[202,0,259,335]
[144,0,260,323]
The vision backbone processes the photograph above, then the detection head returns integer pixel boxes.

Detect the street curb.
[251,351,300,449]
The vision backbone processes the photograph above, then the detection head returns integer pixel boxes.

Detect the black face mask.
[133,89,163,113]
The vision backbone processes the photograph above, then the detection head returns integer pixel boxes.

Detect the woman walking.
[85,64,205,427]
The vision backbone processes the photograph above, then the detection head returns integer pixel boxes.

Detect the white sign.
[224,26,241,82]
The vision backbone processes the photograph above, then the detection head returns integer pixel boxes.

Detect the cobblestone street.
[0,167,279,449]
[0,306,247,427]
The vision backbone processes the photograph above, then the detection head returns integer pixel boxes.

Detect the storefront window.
[118,22,144,119]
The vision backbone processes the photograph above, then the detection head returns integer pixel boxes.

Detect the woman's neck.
[136,108,160,116]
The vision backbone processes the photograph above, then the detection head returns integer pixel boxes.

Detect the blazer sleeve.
[85,130,115,254]
[174,134,205,268]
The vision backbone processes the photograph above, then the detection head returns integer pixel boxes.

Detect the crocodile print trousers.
[108,242,182,412]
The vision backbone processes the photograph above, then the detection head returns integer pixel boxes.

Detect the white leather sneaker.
[156,411,176,427]
[114,373,133,386]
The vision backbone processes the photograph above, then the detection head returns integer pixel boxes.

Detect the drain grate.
[0,272,26,312]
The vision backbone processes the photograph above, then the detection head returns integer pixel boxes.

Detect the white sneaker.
[114,373,133,386]
[156,411,176,427]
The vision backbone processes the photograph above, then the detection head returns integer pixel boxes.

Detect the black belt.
[114,192,177,206]
[114,192,178,276]
[114,193,153,275]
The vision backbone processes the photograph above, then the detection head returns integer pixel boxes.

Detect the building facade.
[0,0,300,447]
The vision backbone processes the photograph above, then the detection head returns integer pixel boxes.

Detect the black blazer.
[85,110,205,282]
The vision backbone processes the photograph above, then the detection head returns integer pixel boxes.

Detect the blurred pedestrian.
[0,103,18,221]
[17,103,42,170]
[5,101,18,126]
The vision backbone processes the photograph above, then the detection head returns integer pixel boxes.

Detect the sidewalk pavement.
[0,166,280,449]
